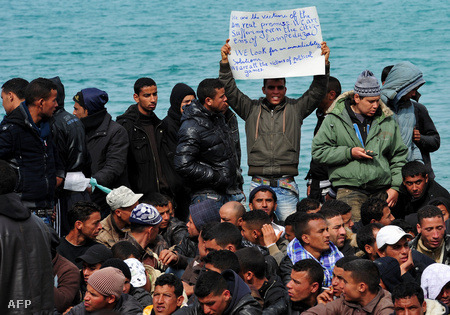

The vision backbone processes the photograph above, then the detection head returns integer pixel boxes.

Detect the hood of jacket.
[222,269,252,313]
[380,61,425,105]
[421,263,450,299]
[168,83,196,122]
[0,192,30,220]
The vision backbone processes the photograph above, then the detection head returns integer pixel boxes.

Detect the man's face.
[286,270,314,302]
[327,215,346,248]
[123,278,131,294]
[115,202,138,225]
[84,284,113,312]
[219,205,240,226]
[342,270,362,303]
[249,191,277,218]
[153,284,183,315]
[198,291,231,315]
[437,204,450,222]
[156,205,172,229]
[205,239,225,255]
[41,89,58,119]
[285,225,295,242]
[134,85,157,115]
[187,215,199,238]
[381,237,411,265]
[437,282,450,307]
[353,94,380,117]
[418,216,445,250]
[341,212,354,230]
[331,266,345,297]
[82,262,102,283]
[204,88,228,113]
[262,79,286,105]
[73,102,88,119]
[80,212,102,239]
[180,95,195,114]
[198,233,207,259]
[303,219,330,253]
[1,90,16,114]
[394,296,426,315]
[401,88,419,102]
[148,224,160,242]
[403,174,428,199]
[366,228,381,261]
[378,206,395,226]
[240,221,257,244]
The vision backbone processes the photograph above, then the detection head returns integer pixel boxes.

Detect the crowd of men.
[1,40,450,315]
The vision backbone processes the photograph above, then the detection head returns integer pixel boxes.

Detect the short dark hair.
[285,212,301,227]
[292,259,324,286]
[318,208,340,221]
[343,259,380,294]
[134,77,156,94]
[0,160,17,195]
[101,258,132,280]
[25,78,57,106]
[111,241,140,260]
[428,198,448,209]
[381,65,394,83]
[335,256,361,269]
[417,205,444,225]
[197,78,224,105]
[200,222,220,242]
[2,78,29,99]
[322,199,352,215]
[402,161,428,179]
[209,222,242,249]
[328,76,342,96]
[155,273,183,297]
[356,223,383,253]
[391,281,424,305]
[297,198,320,213]
[360,197,388,226]
[263,77,286,87]
[194,271,228,298]
[242,210,271,230]
[143,193,169,208]
[130,222,150,233]
[294,213,325,242]
[235,247,266,279]
[391,219,416,236]
[204,250,240,274]
[68,201,101,229]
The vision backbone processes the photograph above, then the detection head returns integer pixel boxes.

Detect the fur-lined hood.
[326,90,393,118]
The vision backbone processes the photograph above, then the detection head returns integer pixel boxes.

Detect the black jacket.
[160,217,189,247]
[0,193,54,314]
[174,100,240,195]
[410,234,450,265]
[0,104,60,208]
[67,293,143,314]
[259,276,288,315]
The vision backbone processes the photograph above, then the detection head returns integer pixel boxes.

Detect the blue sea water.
[1,0,449,197]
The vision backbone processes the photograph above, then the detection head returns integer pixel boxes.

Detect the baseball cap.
[376,225,413,249]
[106,186,143,211]
[76,244,113,265]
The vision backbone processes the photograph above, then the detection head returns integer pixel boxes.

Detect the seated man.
[97,186,142,248]
[391,281,442,315]
[321,199,354,232]
[175,270,261,315]
[395,161,450,219]
[148,274,184,315]
[204,222,242,254]
[67,267,142,314]
[356,223,383,260]
[303,259,394,314]
[235,247,287,314]
[204,250,241,275]
[376,225,434,284]
[219,201,245,226]
[410,205,450,264]
[240,210,288,265]
[57,201,102,268]
[284,213,299,243]
[284,213,343,287]
[353,197,395,232]
[249,185,284,235]
[296,198,321,214]
[319,208,356,256]
[287,259,324,313]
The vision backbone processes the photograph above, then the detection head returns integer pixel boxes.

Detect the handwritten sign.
[228,7,324,80]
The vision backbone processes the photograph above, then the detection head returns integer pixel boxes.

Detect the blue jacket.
[0,103,61,208]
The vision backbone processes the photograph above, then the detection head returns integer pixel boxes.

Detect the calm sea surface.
[1,0,449,196]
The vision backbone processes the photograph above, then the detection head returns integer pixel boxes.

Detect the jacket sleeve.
[219,62,257,120]
[53,255,81,313]
[279,255,294,285]
[92,124,129,186]
[414,102,440,153]
[0,125,14,159]
[386,121,408,191]
[296,64,329,120]
[311,116,354,166]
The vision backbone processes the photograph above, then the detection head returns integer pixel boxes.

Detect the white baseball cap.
[106,186,143,211]
[376,225,413,249]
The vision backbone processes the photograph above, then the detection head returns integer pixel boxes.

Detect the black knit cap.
[101,258,132,280]
[249,185,277,203]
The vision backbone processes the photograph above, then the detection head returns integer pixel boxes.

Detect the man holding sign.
[219,39,329,221]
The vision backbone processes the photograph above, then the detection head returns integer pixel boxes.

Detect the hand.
[221,39,231,63]
[321,41,330,64]
[261,224,282,246]
[351,147,372,160]
[413,128,421,143]
[386,188,399,208]
[159,249,178,266]
[400,248,414,275]
[317,287,334,304]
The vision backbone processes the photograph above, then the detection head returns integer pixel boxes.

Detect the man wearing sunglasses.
[219,39,330,221]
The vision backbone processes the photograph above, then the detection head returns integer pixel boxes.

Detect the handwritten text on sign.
[228,7,324,80]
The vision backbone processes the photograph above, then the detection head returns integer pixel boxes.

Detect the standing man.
[1,77,28,115]
[220,40,330,221]
[0,78,63,223]
[117,78,170,200]
[73,87,129,217]
[174,78,243,205]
